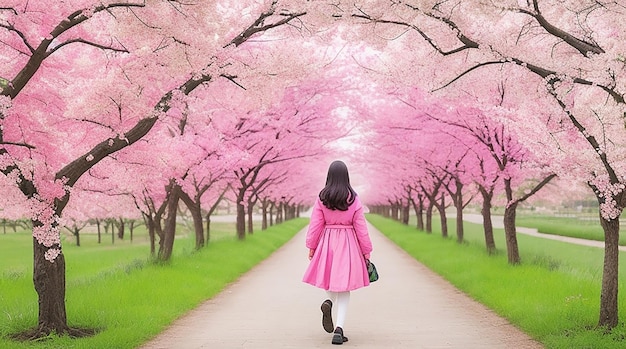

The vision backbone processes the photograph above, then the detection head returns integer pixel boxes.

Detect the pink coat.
[302,196,373,292]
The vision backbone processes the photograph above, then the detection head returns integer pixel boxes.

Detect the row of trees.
[0,0,348,338]
[348,0,625,330]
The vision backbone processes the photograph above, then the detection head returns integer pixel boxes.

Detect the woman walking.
[302,160,373,345]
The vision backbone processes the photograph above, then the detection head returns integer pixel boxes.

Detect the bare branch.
[546,82,620,184]
[0,23,35,53]
[351,12,478,55]
[227,3,307,48]
[0,141,35,149]
[516,173,557,203]
[0,7,18,15]
[432,60,504,92]
[6,1,146,99]
[433,57,625,104]
[220,74,247,90]
[47,38,128,56]
[516,0,605,56]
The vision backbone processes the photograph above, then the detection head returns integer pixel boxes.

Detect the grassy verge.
[367,214,626,349]
[515,214,626,245]
[0,218,307,349]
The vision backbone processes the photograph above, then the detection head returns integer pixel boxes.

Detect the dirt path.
[138,224,543,348]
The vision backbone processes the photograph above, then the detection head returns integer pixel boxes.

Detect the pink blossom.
[44,248,61,263]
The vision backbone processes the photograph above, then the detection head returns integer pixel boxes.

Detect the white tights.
[326,291,350,329]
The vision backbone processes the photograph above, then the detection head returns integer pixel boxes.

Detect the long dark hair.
[319,160,357,211]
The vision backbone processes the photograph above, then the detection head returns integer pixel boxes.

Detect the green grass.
[367,214,626,349]
[515,214,626,246]
[0,218,307,349]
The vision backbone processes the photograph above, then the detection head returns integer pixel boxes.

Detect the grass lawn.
[0,218,307,349]
[367,214,626,349]
[515,214,626,245]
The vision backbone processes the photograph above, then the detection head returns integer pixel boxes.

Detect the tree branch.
[5,2,146,99]
[546,82,620,184]
[351,12,478,55]
[0,141,35,149]
[432,60,504,92]
[517,0,604,56]
[47,38,129,56]
[227,2,306,48]
[0,7,18,15]
[55,72,213,194]
[433,57,625,104]
[516,173,557,203]
[0,23,35,53]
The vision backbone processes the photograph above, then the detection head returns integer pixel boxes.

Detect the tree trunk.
[74,228,80,247]
[502,201,521,264]
[32,236,69,335]
[401,202,410,225]
[205,214,211,243]
[96,219,101,244]
[158,182,180,261]
[247,204,254,235]
[391,203,399,221]
[284,204,291,220]
[598,213,620,328]
[479,186,496,254]
[204,188,225,243]
[129,220,135,242]
[179,192,205,249]
[502,174,555,264]
[236,192,246,240]
[261,206,268,230]
[261,200,267,229]
[455,202,463,243]
[425,201,433,233]
[453,182,464,243]
[144,214,156,256]
[412,196,424,231]
[288,204,296,220]
[436,197,448,238]
[283,203,290,221]
[269,202,275,227]
[276,202,283,224]
[117,218,124,240]
[191,204,205,249]
[154,216,163,249]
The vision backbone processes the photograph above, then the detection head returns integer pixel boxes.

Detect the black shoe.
[331,327,348,345]
[321,299,334,333]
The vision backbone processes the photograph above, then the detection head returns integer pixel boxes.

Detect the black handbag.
[366,259,379,282]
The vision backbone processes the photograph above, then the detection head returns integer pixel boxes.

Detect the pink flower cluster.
[44,248,61,263]
[29,195,62,262]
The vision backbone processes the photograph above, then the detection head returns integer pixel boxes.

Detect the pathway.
[138,223,543,349]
